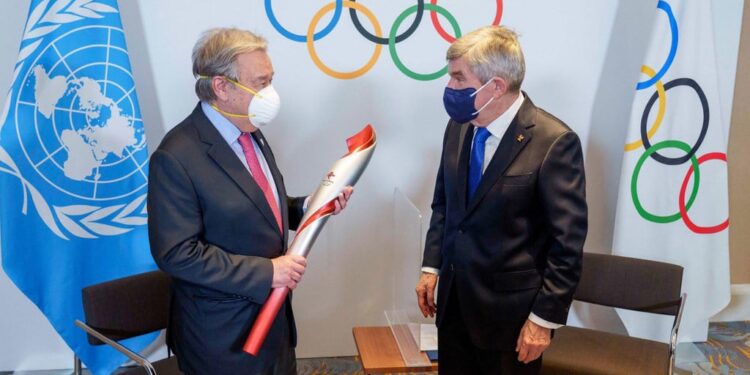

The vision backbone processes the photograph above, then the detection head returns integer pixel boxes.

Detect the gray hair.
[446,26,525,91]
[192,28,268,101]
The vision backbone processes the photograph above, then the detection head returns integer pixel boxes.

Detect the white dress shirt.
[422,93,562,330]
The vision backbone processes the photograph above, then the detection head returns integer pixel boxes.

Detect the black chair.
[541,253,686,375]
[75,270,181,375]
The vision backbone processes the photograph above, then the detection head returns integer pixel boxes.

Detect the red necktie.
[238,133,282,233]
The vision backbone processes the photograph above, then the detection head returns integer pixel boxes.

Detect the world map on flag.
[32,64,142,182]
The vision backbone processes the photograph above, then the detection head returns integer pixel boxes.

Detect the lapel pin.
[516,134,525,142]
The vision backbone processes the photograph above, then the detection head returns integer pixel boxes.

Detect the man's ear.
[491,76,509,98]
[212,77,230,102]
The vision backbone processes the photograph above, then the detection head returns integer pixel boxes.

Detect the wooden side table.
[352,326,438,374]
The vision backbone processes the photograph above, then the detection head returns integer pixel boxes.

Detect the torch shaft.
[243,287,289,356]
[242,124,376,356]
[242,217,325,355]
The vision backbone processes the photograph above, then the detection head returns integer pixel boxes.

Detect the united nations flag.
[0,1,157,373]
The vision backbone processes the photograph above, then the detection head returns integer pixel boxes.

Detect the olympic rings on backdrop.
[265,0,343,42]
[430,0,502,43]
[626,0,727,234]
[264,0,504,80]
[636,0,678,90]
[307,1,382,80]
[390,4,461,81]
[640,78,708,165]
[679,153,729,234]
[350,0,424,45]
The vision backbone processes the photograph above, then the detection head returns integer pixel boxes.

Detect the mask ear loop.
[470,80,496,115]
[209,104,256,119]
[197,75,264,99]
[196,75,259,118]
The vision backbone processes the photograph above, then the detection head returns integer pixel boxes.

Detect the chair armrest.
[74,320,157,375]
[668,293,687,374]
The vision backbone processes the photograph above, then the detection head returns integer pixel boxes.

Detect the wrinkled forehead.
[235,50,274,81]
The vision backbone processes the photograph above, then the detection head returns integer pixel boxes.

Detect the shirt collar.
[201,101,243,145]
[484,92,525,139]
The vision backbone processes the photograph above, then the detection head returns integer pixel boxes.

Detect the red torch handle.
[243,287,289,356]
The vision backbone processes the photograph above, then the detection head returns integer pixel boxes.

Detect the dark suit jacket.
[422,94,588,351]
[148,104,305,374]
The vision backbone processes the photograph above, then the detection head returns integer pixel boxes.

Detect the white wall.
[0,0,743,370]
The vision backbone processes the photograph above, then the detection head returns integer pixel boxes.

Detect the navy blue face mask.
[442,80,495,123]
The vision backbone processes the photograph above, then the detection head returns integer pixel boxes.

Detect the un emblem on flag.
[0,1,148,240]
[18,26,147,201]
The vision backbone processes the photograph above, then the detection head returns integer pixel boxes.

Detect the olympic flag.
[612,0,730,342]
[0,1,157,373]
[244,124,376,355]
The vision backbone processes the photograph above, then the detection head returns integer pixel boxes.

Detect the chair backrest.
[574,253,683,315]
[81,270,170,345]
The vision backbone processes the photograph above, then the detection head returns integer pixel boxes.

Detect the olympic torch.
[243,124,377,356]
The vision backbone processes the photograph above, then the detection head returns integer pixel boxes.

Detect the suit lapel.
[464,96,536,217]
[192,105,282,236]
[455,122,473,213]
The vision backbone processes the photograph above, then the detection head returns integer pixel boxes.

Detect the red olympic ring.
[430,0,503,43]
[678,152,729,234]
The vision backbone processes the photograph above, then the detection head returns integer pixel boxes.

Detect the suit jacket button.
[458,229,464,234]
[450,264,454,271]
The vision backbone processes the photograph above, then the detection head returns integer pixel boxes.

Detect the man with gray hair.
[148,28,352,374]
[415,26,588,374]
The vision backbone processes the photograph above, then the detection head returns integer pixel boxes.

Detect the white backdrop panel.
[0,0,742,369]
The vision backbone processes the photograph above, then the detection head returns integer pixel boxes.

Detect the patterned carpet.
[2,322,748,374]
[301,322,750,375]
[297,357,365,375]
[297,356,435,375]
[677,321,750,375]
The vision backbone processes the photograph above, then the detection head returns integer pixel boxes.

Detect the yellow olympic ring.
[306,1,382,80]
[625,65,666,152]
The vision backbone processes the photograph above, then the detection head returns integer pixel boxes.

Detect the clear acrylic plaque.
[387,188,434,367]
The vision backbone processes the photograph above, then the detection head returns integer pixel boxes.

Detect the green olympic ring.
[631,140,699,224]
[389,3,461,81]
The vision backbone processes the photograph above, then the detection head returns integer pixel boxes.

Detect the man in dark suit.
[416,26,588,374]
[148,28,351,375]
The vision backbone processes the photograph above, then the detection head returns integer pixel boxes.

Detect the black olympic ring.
[349,0,425,45]
[640,77,709,165]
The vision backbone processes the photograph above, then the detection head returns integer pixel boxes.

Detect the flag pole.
[73,355,82,375]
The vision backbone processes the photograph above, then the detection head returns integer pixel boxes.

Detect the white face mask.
[199,75,282,128]
[247,84,281,128]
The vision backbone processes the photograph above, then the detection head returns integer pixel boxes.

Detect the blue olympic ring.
[636,0,678,90]
[265,0,343,42]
